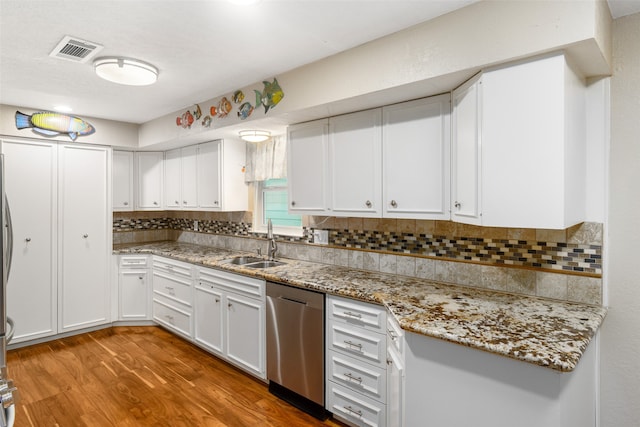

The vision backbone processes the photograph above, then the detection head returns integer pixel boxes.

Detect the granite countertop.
[114,241,607,372]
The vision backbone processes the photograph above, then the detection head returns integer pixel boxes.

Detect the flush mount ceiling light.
[239,130,271,143]
[93,57,158,86]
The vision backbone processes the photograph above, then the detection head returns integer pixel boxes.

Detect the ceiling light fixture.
[93,57,158,86]
[239,130,271,143]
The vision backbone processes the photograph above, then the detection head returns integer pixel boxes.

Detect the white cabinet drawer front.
[328,351,387,403]
[153,271,192,306]
[119,255,149,268]
[329,322,386,368]
[329,296,386,332]
[198,267,264,299]
[386,316,405,357]
[327,382,386,427]
[152,256,193,278]
[153,299,192,338]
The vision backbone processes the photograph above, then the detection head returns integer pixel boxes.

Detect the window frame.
[253,178,304,237]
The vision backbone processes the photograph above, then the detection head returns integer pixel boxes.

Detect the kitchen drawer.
[198,266,264,300]
[153,256,193,278]
[327,381,386,427]
[119,255,149,268]
[153,298,192,338]
[386,315,404,357]
[328,321,386,369]
[327,351,387,403]
[153,270,193,306]
[328,295,386,333]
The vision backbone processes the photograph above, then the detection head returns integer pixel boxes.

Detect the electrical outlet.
[194,220,199,231]
[312,229,329,245]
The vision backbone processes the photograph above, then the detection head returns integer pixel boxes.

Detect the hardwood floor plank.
[8,326,347,427]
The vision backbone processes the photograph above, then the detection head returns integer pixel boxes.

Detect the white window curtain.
[244,134,287,182]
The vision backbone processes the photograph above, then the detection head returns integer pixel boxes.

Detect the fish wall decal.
[255,78,284,113]
[15,110,95,141]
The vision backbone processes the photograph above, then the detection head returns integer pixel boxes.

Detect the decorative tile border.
[329,230,602,275]
[113,215,602,277]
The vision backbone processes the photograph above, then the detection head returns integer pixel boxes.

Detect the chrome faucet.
[267,219,278,261]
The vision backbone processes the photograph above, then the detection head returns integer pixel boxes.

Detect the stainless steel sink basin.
[244,260,286,269]
[227,256,263,265]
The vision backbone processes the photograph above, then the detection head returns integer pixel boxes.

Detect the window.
[255,178,302,235]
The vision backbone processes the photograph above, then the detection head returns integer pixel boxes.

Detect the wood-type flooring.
[7,326,347,427]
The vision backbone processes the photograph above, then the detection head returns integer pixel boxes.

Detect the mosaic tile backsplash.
[114,212,603,305]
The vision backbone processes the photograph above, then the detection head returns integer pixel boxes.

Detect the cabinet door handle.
[454,201,461,209]
[344,372,363,384]
[291,201,296,207]
[344,340,363,350]
[390,200,398,208]
[214,201,219,205]
[183,201,187,204]
[153,201,159,206]
[344,311,362,319]
[365,200,372,208]
[123,201,128,206]
[25,237,31,242]
[215,298,220,303]
[138,276,144,280]
[82,234,88,238]
[228,303,232,308]
[344,406,363,417]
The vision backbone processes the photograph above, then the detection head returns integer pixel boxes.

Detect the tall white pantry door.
[58,144,111,333]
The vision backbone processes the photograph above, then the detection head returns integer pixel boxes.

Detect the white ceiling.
[1,0,638,126]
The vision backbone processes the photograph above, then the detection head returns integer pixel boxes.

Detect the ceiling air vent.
[49,36,103,63]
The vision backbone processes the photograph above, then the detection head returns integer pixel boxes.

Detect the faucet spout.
[267,219,277,261]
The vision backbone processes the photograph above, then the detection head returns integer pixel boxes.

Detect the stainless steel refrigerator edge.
[266,282,326,419]
[0,154,17,427]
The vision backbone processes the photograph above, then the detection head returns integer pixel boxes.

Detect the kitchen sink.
[225,257,286,269]
[244,260,286,269]
[227,256,263,265]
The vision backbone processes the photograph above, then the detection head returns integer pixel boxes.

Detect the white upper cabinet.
[383,94,451,220]
[197,140,222,209]
[287,119,330,215]
[451,74,482,225]
[165,145,198,209]
[452,52,586,229]
[197,139,247,212]
[330,109,382,217]
[288,95,451,220]
[112,150,134,211]
[135,151,164,210]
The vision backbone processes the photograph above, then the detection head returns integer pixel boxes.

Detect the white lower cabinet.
[196,267,266,379]
[118,255,151,320]
[152,256,194,339]
[194,281,224,355]
[326,295,389,427]
[385,317,405,427]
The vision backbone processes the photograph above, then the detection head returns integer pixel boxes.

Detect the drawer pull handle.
[388,329,397,340]
[215,298,220,303]
[344,372,362,384]
[344,340,363,351]
[165,314,174,322]
[344,406,363,417]
[344,311,362,319]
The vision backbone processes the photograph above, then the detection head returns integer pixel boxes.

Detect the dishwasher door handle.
[279,296,309,306]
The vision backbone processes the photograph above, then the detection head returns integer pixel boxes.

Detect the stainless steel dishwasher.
[266,282,326,420]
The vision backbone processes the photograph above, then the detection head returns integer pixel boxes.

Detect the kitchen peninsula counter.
[113,241,606,372]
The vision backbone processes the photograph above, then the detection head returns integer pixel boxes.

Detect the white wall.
[601,11,640,427]
[139,0,612,149]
